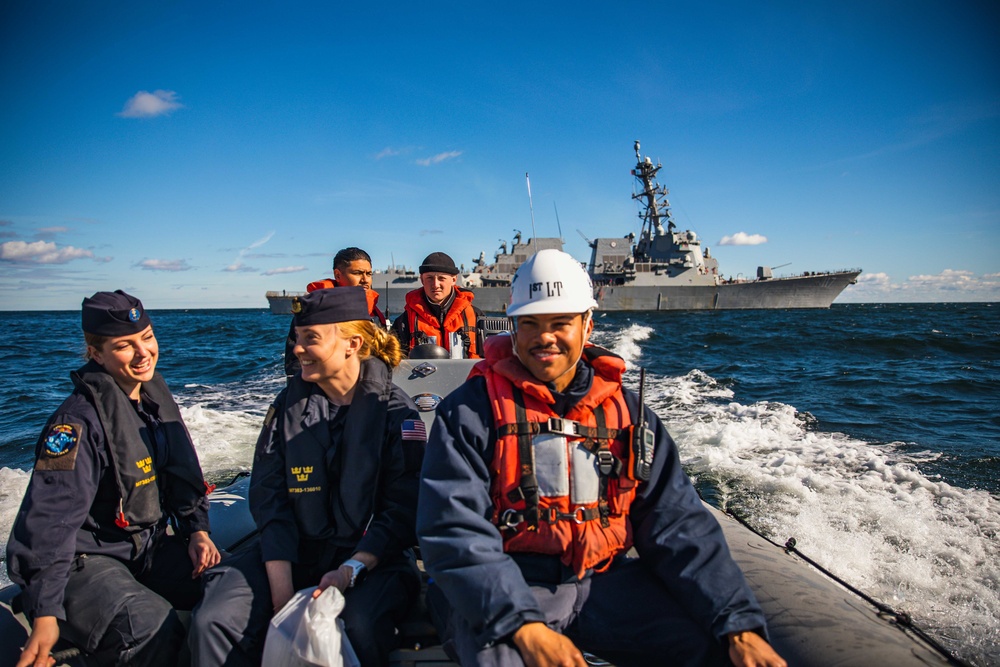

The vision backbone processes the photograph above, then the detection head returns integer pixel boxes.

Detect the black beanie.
[419,252,459,276]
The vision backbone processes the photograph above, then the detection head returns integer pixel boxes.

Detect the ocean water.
[0,304,997,665]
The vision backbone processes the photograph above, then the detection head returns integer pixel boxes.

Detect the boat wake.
[0,321,995,663]
[593,319,999,665]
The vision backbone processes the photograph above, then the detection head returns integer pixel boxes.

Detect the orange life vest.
[403,287,480,358]
[471,335,638,578]
[306,278,386,327]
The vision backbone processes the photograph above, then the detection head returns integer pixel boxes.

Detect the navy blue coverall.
[188,358,424,667]
[417,361,769,667]
[7,390,210,666]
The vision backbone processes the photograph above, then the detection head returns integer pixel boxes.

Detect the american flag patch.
[401,419,427,441]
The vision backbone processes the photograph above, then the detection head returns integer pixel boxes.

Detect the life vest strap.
[594,407,612,527]
[497,417,623,442]
[513,389,540,528]
[499,505,603,530]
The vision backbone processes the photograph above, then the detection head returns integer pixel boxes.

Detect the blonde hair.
[83,332,109,360]
[337,320,404,368]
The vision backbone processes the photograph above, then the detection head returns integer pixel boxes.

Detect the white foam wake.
[591,322,653,368]
[179,403,262,482]
[650,369,1000,665]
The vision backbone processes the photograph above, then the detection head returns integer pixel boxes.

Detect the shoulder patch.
[401,418,427,442]
[36,423,84,471]
[263,405,276,428]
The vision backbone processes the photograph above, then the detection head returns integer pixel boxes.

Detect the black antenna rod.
[526,172,537,253]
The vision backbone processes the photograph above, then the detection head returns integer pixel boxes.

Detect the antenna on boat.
[553,201,564,241]
[525,172,537,253]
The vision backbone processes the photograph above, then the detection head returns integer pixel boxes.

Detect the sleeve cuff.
[176,503,211,537]
[259,523,299,563]
[480,610,548,648]
[716,613,770,643]
[18,586,66,623]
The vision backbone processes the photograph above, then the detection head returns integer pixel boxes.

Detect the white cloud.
[855,272,893,288]
[375,147,401,160]
[226,231,274,272]
[247,232,275,250]
[36,226,69,235]
[0,240,95,264]
[118,90,184,118]
[718,232,768,246]
[841,269,1000,302]
[416,150,462,166]
[906,268,977,291]
[263,266,307,276]
[137,258,192,271]
[223,262,258,273]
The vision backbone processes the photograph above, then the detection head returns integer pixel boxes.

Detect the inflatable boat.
[0,354,966,666]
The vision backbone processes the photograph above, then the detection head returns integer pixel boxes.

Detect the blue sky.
[2,1,998,310]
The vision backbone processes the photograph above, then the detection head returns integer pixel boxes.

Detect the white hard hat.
[507,249,598,317]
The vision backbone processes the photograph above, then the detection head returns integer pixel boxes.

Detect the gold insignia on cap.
[291,299,303,314]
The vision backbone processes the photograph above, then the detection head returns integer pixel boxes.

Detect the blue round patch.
[44,424,79,457]
[128,307,141,322]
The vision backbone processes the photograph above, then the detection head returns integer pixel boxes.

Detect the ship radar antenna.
[630,140,675,261]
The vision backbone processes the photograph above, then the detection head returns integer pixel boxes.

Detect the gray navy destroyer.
[267,141,860,314]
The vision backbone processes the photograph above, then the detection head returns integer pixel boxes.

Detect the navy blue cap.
[81,290,152,336]
[292,286,370,326]
[419,252,459,276]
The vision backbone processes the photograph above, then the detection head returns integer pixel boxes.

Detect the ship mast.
[631,140,676,261]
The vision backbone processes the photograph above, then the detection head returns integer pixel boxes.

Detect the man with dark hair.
[307,247,386,327]
[391,251,482,359]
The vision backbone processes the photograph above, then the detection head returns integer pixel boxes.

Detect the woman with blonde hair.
[190,287,425,667]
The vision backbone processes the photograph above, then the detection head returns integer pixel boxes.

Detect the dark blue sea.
[1,304,997,665]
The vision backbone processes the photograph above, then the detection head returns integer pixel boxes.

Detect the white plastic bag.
[262,586,360,667]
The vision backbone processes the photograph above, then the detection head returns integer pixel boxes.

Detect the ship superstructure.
[267,142,859,314]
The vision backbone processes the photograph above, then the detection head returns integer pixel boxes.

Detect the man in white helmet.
[417,249,786,667]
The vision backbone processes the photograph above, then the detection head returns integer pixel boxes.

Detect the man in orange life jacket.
[391,251,482,358]
[416,250,787,667]
[306,247,386,326]
[285,247,386,376]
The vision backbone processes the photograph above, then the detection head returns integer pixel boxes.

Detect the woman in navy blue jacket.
[7,290,219,667]
[190,287,425,667]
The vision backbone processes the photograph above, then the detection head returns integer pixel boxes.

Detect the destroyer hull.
[267,270,860,315]
[594,270,861,311]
